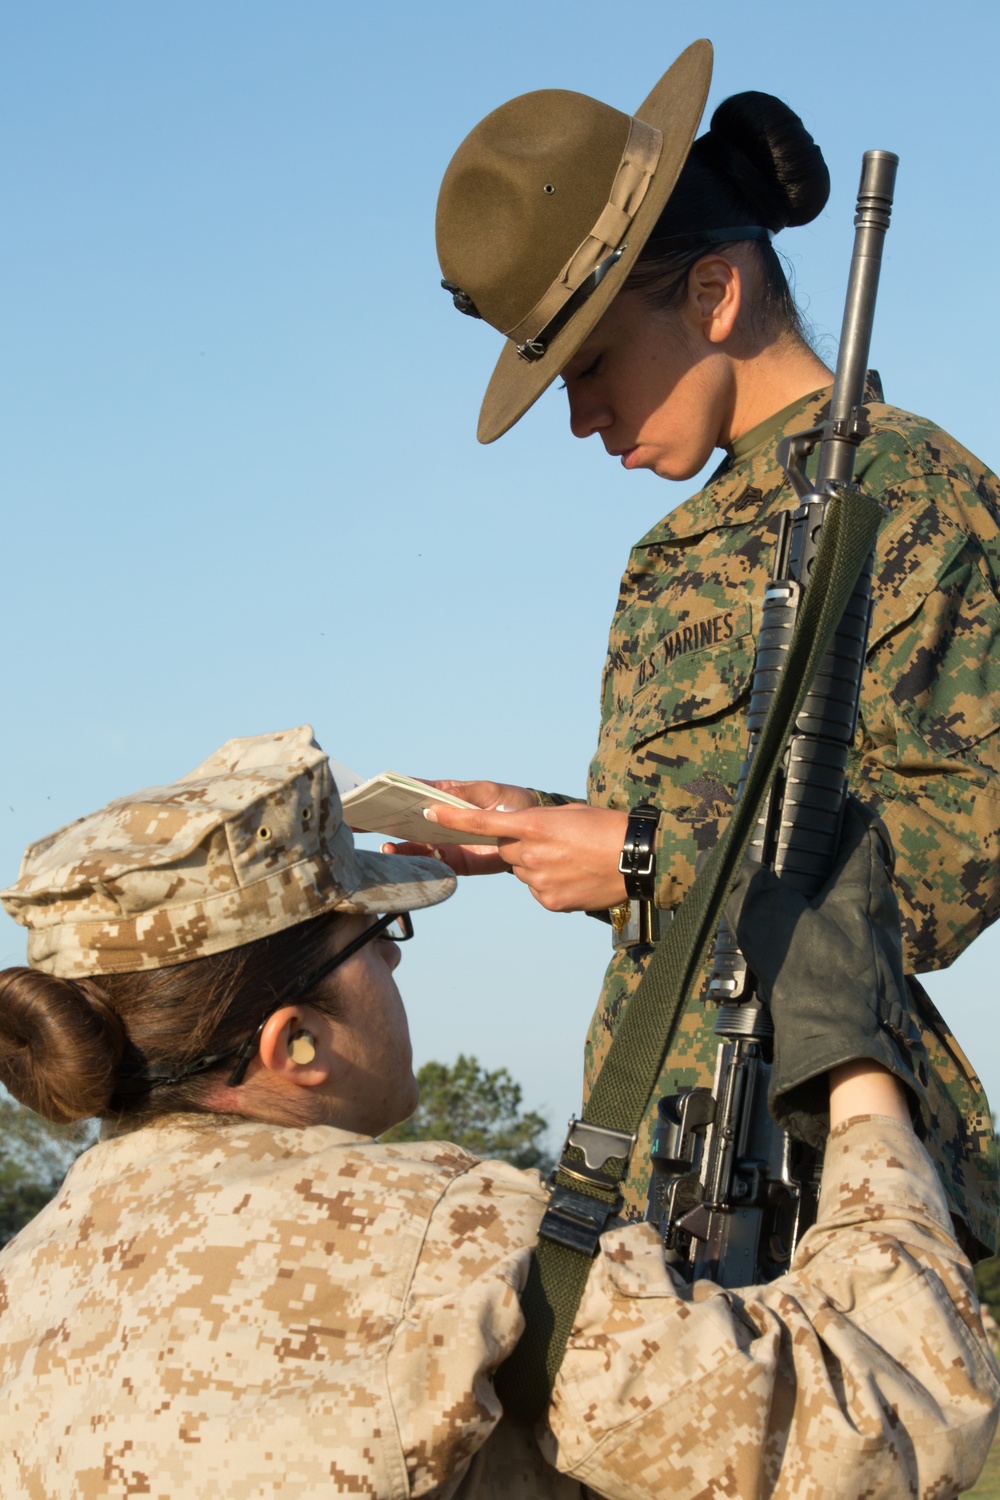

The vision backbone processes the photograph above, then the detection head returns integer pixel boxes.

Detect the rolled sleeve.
[543,1117,1000,1500]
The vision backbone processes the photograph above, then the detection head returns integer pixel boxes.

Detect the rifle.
[646,150,899,1285]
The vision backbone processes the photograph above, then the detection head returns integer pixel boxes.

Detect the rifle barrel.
[819,150,898,488]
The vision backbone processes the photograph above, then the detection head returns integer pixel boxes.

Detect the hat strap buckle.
[515,245,626,363]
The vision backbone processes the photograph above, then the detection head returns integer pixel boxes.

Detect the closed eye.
[560,354,602,390]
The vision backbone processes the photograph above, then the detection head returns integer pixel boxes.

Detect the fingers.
[379,839,443,859]
[393,802,631,911]
[425,780,539,812]
[423,803,533,839]
[453,803,630,911]
[378,839,509,878]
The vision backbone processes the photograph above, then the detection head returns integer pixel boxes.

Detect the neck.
[206,1076,335,1130]
[723,335,832,449]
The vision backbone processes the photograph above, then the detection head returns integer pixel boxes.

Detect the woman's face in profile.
[310,914,418,1137]
[559,285,733,482]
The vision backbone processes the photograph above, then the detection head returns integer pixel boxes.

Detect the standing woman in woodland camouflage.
[387,40,1000,1256]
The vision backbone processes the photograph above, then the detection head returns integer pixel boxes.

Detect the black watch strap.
[618,802,659,901]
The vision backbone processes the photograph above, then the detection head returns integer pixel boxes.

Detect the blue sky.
[2,1,998,1143]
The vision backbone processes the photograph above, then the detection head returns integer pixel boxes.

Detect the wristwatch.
[618,802,659,901]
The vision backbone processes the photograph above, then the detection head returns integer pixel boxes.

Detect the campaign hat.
[436,39,713,443]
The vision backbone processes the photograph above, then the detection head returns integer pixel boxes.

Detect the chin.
[655,456,708,483]
[401,1071,420,1121]
[377,1073,420,1136]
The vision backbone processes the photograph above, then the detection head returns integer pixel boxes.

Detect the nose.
[567,387,613,441]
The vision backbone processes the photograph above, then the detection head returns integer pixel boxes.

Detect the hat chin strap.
[505,115,663,357]
[515,245,627,363]
[516,223,774,364]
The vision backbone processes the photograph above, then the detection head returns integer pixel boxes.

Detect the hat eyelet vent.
[257,826,271,841]
[543,182,556,195]
[302,807,312,823]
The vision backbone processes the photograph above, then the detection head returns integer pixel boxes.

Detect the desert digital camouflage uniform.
[0,1113,996,1498]
[543,383,1000,1253]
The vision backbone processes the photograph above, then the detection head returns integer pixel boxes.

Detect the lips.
[604,441,641,468]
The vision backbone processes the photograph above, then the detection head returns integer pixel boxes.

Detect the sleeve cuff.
[652,814,685,911]
[816,1114,954,1240]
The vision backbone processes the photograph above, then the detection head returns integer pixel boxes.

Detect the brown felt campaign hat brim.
[437,40,713,445]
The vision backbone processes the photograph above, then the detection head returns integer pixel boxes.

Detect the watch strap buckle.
[618,847,655,877]
[619,801,659,900]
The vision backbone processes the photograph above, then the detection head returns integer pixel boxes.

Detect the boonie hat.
[436,39,713,443]
[1,726,456,978]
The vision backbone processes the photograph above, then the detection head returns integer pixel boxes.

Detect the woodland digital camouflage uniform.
[542,383,1000,1254]
[0,1114,996,1497]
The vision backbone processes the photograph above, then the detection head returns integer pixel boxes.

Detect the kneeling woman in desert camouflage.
[0,725,995,1499]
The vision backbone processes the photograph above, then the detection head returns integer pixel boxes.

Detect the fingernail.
[381,843,393,853]
[423,808,440,823]
[495,804,515,812]
[431,848,444,861]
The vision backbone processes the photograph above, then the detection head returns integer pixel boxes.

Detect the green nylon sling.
[494,483,884,1423]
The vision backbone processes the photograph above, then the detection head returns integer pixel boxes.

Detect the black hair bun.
[708,91,830,232]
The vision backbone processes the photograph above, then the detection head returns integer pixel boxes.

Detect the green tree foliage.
[0,1093,95,1246]
[976,1255,1000,1325]
[382,1055,553,1172]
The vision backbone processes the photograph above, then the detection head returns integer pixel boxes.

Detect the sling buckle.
[562,1118,637,1175]
[539,1183,621,1256]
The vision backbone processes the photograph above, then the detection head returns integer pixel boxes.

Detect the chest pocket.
[614,602,756,751]
[590,605,756,806]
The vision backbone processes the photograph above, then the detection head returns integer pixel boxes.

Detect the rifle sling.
[494,484,883,1423]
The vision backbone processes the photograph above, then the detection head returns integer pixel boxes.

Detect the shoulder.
[48,1118,542,1239]
[861,404,1000,516]
[2,1121,548,1314]
[856,407,1000,611]
[419,1150,548,1252]
[351,1138,547,1239]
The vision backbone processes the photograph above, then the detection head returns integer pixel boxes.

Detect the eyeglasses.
[224,911,413,1087]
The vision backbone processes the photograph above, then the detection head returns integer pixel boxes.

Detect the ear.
[258,1005,332,1089]
[683,255,742,345]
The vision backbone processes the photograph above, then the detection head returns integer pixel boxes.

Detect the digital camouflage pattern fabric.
[0,725,455,978]
[557,384,1000,1253]
[0,1114,995,1497]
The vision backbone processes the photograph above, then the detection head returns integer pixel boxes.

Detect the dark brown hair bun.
[632,89,831,339]
[706,91,830,232]
[0,969,126,1123]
